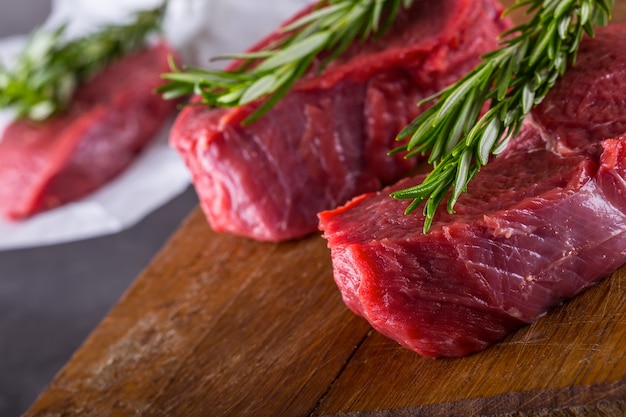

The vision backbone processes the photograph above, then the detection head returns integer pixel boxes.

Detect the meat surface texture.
[318,25,626,358]
[170,0,509,242]
[0,43,177,220]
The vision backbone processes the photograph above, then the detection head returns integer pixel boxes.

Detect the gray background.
[0,2,199,415]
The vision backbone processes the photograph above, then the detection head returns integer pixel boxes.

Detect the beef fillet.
[318,25,626,358]
[0,42,177,220]
[170,0,510,241]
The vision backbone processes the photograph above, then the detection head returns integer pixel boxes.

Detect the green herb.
[0,5,165,121]
[390,0,613,233]
[157,0,416,124]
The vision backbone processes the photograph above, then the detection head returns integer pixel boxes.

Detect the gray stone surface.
[0,2,199,415]
[0,1,50,37]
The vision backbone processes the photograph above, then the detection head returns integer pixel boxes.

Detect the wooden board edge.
[316,379,626,417]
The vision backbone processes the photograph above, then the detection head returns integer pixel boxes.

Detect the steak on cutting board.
[318,24,626,358]
[0,42,177,220]
[170,0,510,242]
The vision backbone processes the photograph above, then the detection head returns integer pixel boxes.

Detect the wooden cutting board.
[25,2,626,416]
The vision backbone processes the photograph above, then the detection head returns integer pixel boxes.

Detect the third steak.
[0,43,177,220]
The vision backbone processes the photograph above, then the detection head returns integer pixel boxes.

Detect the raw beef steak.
[170,0,510,241]
[0,42,177,220]
[318,25,626,358]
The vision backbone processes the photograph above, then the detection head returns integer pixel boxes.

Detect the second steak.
[170,0,510,241]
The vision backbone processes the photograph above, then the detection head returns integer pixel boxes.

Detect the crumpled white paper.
[0,0,311,251]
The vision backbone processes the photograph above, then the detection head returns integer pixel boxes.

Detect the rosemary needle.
[0,5,165,122]
[157,0,416,125]
[390,0,614,233]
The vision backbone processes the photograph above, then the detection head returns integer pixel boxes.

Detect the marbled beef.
[170,0,510,241]
[0,42,177,220]
[318,25,626,358]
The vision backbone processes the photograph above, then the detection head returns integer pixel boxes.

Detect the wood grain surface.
[24,2,626,416]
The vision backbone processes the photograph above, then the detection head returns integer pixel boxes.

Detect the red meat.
[0,42,177,220]
[318,25,626,358]
[170,0,510,241]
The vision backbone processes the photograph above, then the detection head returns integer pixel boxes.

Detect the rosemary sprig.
[0,5,165,121]
[157,0,416,124]
[390,0,614,233]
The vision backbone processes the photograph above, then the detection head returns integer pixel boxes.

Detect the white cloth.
[0,0,311,250]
